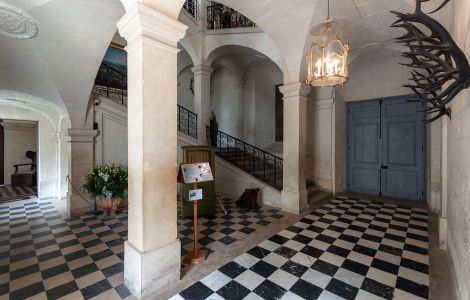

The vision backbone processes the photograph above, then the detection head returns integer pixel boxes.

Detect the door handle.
[381,165,389,169]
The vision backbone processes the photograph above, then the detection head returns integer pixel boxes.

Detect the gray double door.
[347,96,425,201]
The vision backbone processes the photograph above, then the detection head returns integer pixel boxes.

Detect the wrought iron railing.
[178,105,198,139]
[207,126,283,190]
[94,63,198,139]
[183,0,198,19]
[94,63,128,106]
[207,2,255,30]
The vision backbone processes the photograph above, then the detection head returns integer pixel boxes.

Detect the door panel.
[381,99,425,200]
[348,101,381,195]
[347,97,425,201]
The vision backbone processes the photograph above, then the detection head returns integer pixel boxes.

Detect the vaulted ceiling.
[0,0,451,126]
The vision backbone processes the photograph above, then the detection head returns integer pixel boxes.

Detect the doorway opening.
[347,95,426,201]
[0,120,38,203]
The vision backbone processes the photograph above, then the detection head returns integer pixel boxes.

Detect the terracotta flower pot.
[96,198,122,214]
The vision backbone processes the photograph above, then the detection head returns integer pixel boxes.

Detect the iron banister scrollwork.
[391,0,470,122]
[183,0,198,19]
[178,105,198,139]
[94,62,198,138]
[94,63,128,106]
[207,2,255,30]
[206,126,283,190]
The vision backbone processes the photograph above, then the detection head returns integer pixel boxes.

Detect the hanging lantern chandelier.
[306,0,349,87]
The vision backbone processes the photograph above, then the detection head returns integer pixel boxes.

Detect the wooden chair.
[11,151,37,187]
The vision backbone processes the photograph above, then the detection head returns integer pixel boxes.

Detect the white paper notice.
[180,162,214,183]
[189,189,203,201]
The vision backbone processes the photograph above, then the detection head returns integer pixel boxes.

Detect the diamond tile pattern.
[178,198,285,257]
[0,197,285,299]
[175,197,430,300]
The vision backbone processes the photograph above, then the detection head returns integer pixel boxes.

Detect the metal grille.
[183,0,198,19]
[207,126,283,190]
[207,2,256,30]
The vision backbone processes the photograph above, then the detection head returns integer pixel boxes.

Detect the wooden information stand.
[178,162,214,265]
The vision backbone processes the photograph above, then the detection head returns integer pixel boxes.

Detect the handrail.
[207,2,256,30]
[94,62,198,139]
[178,105,198,139]
[207,126,283,190]
[183,0,198,19]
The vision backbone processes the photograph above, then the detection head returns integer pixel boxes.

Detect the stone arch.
[206,42,287,75]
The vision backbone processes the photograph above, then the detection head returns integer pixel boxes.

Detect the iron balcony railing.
[94,63,198,139]
[178,105,198,139]
[207,126,283,190]
[183,0,198,19]
[94,63,128,106]
[207,2,256,30]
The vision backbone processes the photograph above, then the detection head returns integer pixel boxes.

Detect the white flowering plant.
[83,165,128,199]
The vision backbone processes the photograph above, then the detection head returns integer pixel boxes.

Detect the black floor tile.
[396,276,429,298]
[217,281,250,300]
[180,282,214,300]
[46,281,79,300]
[81,279,113,299]
[290,279,323,300]
[9,282,44,299]
[253,279,287,300]
[361,278,394,300]
[326,278,359,300]
[250,260,277,277]
[219,262,247,279]
[312,260,338,277]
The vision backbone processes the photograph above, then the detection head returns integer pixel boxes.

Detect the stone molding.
[192,64,213,76]
[280,82,310,100]
[0,2,38,39]
[67,128,98,143]
[117,2,188,53]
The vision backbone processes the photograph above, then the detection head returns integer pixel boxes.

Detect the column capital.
[67,128,97,142]
[192,64,213,76]
[280,82,311,100]
[117,2,188,52]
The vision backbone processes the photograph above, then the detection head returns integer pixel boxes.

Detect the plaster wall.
[306,89,334,192]
[445,0,470,298]
[211,66,244,138]
[211,60,282,148]
[338,49,410,102]
[177,50,195,111]
[334,93,347,194]
[94,96,128,166]
[2,121,37,185]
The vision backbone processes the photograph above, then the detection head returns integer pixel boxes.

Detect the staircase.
[207,127,283,190]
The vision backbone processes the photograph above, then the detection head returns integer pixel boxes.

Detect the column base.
[124,239,181,299]
[67,191,95,217]
[281,189,308,214]
[439,216,448,250]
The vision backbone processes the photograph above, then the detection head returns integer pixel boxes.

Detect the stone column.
[67,128,97,216]
[117,3,187,299]
[192,64,213,144]
[280,82,310,214]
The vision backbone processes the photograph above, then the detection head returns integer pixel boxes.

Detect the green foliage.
[83,165,128,199]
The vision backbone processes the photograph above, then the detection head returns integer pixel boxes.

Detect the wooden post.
[183,181,208,264]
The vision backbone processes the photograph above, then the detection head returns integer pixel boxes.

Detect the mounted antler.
[391,0,470,122]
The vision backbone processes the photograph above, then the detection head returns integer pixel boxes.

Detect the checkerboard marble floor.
[173,196,430,300]
[0,196,287,299]
[179,198,286,258]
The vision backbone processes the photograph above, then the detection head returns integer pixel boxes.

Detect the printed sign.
[180,162,214,184]
[189,189,203,201]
